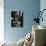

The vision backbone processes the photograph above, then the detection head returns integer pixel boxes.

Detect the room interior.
[0,0,46,46]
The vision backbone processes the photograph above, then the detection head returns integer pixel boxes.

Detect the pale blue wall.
[4,0,40,42]
[40,0,46,27]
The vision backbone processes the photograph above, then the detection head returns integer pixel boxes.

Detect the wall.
[4,0,40,42]
[0,0,4,42]
[40,0,46,27]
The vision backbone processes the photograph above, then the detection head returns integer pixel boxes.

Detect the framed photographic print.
[11,11,23,27]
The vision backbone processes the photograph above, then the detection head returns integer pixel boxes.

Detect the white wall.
[0,0,4,42]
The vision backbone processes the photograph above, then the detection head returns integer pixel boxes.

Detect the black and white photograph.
[11,11,23,27]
